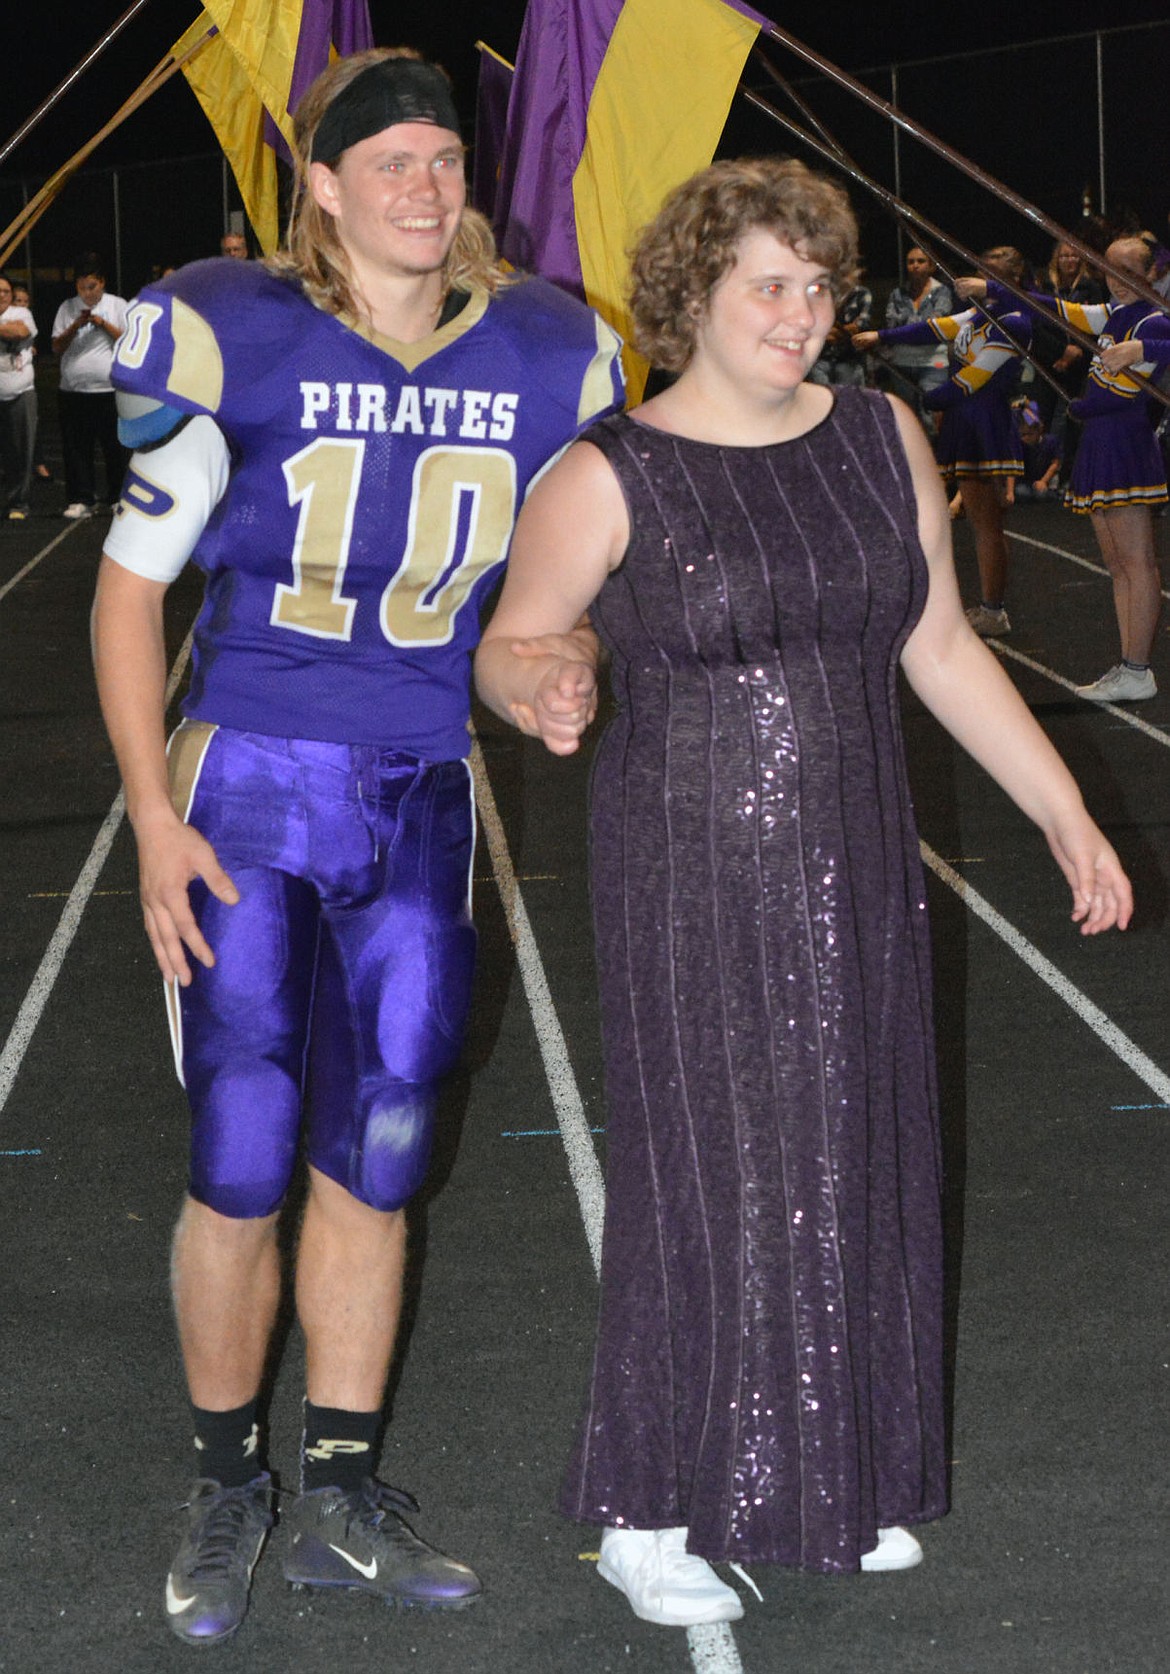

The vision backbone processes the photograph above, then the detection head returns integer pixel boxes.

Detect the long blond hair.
[267,47,506,318]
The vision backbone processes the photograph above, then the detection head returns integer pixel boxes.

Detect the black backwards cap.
[311,59,461,165]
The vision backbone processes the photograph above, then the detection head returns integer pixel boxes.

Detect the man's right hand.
[134,811,239,985]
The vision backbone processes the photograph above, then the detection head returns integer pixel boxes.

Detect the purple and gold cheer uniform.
[877,301,1031,479]
[108,259,623,1216]
[986,278,1170,512]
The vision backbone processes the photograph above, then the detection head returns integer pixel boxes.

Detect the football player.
[92,48,622,1645]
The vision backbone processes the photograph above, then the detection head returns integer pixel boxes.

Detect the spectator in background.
[882,246,954,424]
[808,279,872,387]
[857,246,1032,638]
[219,231,249,260]
[1013,398,1061,499]
[51,255,128,519]
[0,274,38,520]
[11,282,52,485]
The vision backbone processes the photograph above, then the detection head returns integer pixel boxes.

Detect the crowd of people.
[3,42,1160,1650]
[836,233,1170,701]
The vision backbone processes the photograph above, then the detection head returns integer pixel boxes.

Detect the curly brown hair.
[629,158,859,374]
[268,47,507,319]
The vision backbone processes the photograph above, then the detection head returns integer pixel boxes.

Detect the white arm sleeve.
[102,415,230,583]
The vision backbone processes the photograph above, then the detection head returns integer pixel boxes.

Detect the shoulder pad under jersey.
[488,277,625,427]
[111,258,314,424]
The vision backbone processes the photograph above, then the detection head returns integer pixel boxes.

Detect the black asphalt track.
[1,478,1168,1674]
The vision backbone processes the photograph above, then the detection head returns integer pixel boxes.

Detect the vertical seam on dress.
[804,393,890,1534]
[862,392,938,1498]
[754,420,852,1560]
[668,443,747,1536]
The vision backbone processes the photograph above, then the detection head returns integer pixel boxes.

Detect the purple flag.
[264,0,375,163]
[472,46,514,221]
[493,0,770,296]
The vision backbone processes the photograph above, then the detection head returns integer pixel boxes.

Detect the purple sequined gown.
[562,389,948,1570]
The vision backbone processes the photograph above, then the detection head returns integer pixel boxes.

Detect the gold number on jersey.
[269,441,515,645]
[115,301,164,370]
[270,438,364,640]
[381,446,517,647]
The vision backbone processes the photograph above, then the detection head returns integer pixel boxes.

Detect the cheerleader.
[963,237,1170,701]
[856,247,1030,637]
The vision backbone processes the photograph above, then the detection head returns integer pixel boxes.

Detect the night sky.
[6,0,1169,272]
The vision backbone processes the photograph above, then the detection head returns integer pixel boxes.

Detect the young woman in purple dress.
[476,160,1131,1630]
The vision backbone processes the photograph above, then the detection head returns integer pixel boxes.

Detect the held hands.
[506,634,599,756]
[1044,812,1133,935]
[852,330,879,352]
[133,809,239,984]
[953,277,987,301]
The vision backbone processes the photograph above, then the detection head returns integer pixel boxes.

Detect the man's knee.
[310,1081,437,1213]
[174,1192,282,1252]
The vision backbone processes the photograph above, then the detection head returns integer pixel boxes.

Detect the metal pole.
[737,83,1170,410]
[741,74,1084,407]
[0,0,155,169]
[761,22,1168,312]
[113,169,123,296]
[891,63,904,279]
[1095,32,1107,219]
[21,180,33,285]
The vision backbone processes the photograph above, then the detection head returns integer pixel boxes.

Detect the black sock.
[1122,658,1150,672]
[192,1399,263,1488]
[300,1401,381,1494]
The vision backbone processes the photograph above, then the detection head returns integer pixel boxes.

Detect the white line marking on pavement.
[1008,529,1170,601]
[993,641,1170,743]
[0,633,193,1119]
[469,741,606,1273]
[920,841,1170,1105]
[686,1623,747,1671]
[471,738,745,1674]
[0,524,81,604]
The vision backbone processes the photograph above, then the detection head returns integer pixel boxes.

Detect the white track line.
[993,640,1170,743]
[470,737,744,1674]
[469,740,606,1272]
[1007,528,1170,602]
[0,632,193,1119]
[920,841,1170,1104]
[0,523,81,604]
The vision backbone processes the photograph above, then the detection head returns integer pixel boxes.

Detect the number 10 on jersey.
[271,438,518,646]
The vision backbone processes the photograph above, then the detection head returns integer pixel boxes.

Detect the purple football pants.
[166,723,476,1219]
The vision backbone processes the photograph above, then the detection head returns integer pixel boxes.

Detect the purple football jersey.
[112,260,624,756]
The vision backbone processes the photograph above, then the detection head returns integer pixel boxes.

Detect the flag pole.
[0,0,157,169]
[738,82,1170,413]
[0,26,216,271]
[747,50,1078,410]
[759,24,1170,317]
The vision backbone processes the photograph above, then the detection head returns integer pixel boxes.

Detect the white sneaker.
[62,502,94,520]
[597,1526,745,1626]
[860,1525,923,1571]
[1076,663,1157,703]
[965,603,1011,637]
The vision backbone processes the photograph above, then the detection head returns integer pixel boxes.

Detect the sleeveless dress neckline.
[625,388,839,452]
